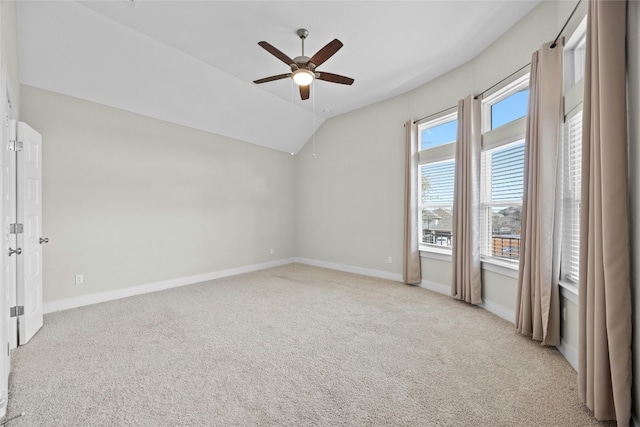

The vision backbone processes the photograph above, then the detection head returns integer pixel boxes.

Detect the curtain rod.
[551,0,583,49]
[416,0,582,123]
[414,105,456,124]
[473,62,531,100]
[416,61,530,123]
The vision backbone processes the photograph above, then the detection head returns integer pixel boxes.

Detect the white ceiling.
[16,0,540,154]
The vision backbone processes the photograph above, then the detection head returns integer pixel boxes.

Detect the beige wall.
[420,258,451,287]
[21,86,296,304]
[481,270,517,312]
[1,0,19,115]
[560,295,578,351]
[296,96,406,272]
[627,0,640,418]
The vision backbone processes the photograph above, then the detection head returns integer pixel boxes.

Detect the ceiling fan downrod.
[297,28,309,57]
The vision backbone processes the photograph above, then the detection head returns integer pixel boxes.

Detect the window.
[420,160,455,248]
[571,37,586,84]
[490,88,529,129]
[482,74,529,132]
[480,75,529,263]
[559,19,586,286]
[564,17,587,90]
[560,112,582,284]
[480,141,525,261]
[421,118,457,150]
[418,112,457,252]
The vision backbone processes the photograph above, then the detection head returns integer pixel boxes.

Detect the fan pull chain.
[290,80,296,156]
[1,412,25,426]
[312,84,316,157]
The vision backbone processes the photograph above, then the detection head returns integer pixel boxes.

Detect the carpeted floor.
[6,264,613,426]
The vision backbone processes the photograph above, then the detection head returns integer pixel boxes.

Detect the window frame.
[558,19,587,294]
[564,16,587,92]
[479,74,530,267]
[560,109,582,286]
[482,74,530,133]
[417,110,457,254]
[479,139,526,266]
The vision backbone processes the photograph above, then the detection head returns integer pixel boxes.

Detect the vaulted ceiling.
[16,0,540,154]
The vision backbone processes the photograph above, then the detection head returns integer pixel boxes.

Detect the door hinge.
[10,306,23,318]
[8,139,22,151]
[9,223,23,234]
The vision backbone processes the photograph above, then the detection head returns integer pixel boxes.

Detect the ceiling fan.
[253,28,355,101]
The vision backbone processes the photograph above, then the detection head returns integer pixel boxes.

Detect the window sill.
[480,257,519,279]
[558,280,579,304]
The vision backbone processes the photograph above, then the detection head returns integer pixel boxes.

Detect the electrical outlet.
[387,256,393,264]
[75,274,84,285]
[269,248,274,255]
[562,306,567,321]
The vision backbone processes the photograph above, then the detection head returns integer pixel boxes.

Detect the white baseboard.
[421,279,516,324]
[479,299,515,323]
[418,279,450,296]
[294,258,403,282]
[43,258,296,314]
[556,338,578,371]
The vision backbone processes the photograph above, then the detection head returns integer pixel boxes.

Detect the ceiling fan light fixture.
[292,68,314,86]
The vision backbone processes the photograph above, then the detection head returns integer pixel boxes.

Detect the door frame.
[0,64,15,418]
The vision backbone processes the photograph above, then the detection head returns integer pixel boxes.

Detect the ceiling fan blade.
[316,72,354,85]
[258,41,296,67]
[307,39,343,68]
[253,74,291,84]
[299,85,310,100]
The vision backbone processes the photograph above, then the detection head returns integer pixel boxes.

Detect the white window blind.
[419,159,455,249]
[561,111,582,283]
[480,141,525,261]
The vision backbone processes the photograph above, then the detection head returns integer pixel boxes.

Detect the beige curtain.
[403,120,421,285]
[515,42,562,346]
[579,0,631,422]
[450,96,481,304]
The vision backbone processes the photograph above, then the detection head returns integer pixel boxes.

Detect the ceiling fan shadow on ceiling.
[253,28,354,101]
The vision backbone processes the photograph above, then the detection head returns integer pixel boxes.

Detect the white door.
[7,120,16,351]
[16,122,43,345]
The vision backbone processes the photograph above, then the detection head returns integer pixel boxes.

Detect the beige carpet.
[6,264,612,426]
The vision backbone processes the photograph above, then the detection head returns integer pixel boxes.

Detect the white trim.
[418,279,450,296]
[418,110,457,128]
[294,258,403,282]
[481,74,530,132]
[481,258,519,279]
[418,144,455,164]
[556,338,578,371]
[564,80,584,118]
[478,299,515,323]
[481,117,526,151]
[559,281,579,305]
[43,258,296,314]
[481,70,530,104]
